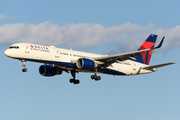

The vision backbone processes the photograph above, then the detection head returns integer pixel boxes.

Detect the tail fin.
[135,34,157,65]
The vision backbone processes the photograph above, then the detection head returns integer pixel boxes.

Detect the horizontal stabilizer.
[142,62,176,70]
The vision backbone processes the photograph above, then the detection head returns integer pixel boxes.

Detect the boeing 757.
[4,34,175,84]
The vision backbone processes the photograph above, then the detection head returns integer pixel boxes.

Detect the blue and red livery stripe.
[135,34,157,65]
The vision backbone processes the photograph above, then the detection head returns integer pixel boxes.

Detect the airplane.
[4,34,175,84]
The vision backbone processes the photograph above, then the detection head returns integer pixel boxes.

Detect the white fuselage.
[4,43,155,76]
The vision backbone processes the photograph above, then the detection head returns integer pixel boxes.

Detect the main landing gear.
[69,70,80,84]
[91,68,101,81]
[20,59,27,72]
[91,74,101,81]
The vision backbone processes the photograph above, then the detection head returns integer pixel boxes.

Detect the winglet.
[154,36,165,49]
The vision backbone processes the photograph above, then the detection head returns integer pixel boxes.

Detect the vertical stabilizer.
[135,34,157,65]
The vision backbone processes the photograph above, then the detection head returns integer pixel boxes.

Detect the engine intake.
[39,65,62,77]
[76,58,97,69]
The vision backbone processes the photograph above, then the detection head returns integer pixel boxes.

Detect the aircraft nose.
[4,49,11,57]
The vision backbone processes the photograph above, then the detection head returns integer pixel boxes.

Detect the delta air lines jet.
[4,34,175,84]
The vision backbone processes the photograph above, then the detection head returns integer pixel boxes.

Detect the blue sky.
[0,0,180,120]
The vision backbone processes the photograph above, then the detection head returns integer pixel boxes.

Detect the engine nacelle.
[39,65,62,77]
[76,58,97,69]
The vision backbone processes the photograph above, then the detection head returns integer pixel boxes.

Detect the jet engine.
[76,58,97,69]
[39,65,62,77]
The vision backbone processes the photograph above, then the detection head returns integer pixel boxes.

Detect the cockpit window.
[9,46,19,49]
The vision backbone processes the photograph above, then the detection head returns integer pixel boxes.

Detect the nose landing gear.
[20,59,27,72]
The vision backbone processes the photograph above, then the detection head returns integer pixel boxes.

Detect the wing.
[94,36,164,68]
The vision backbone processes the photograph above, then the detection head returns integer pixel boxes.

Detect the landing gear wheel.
[97,76,101,80]
[70,79,74,83]
[69,78,80,84]
[77,80,80,84]
[70,70,80,84]
[94,75,98,80]
[91,75,94,79]
[74,80,80,84]
[91,75,101,81]
[22,68,27,72]
[95,78,98,81]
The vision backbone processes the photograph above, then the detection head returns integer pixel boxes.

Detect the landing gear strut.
[69,70,80,84]
[20,59,27,72]
[91,68,101,81]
